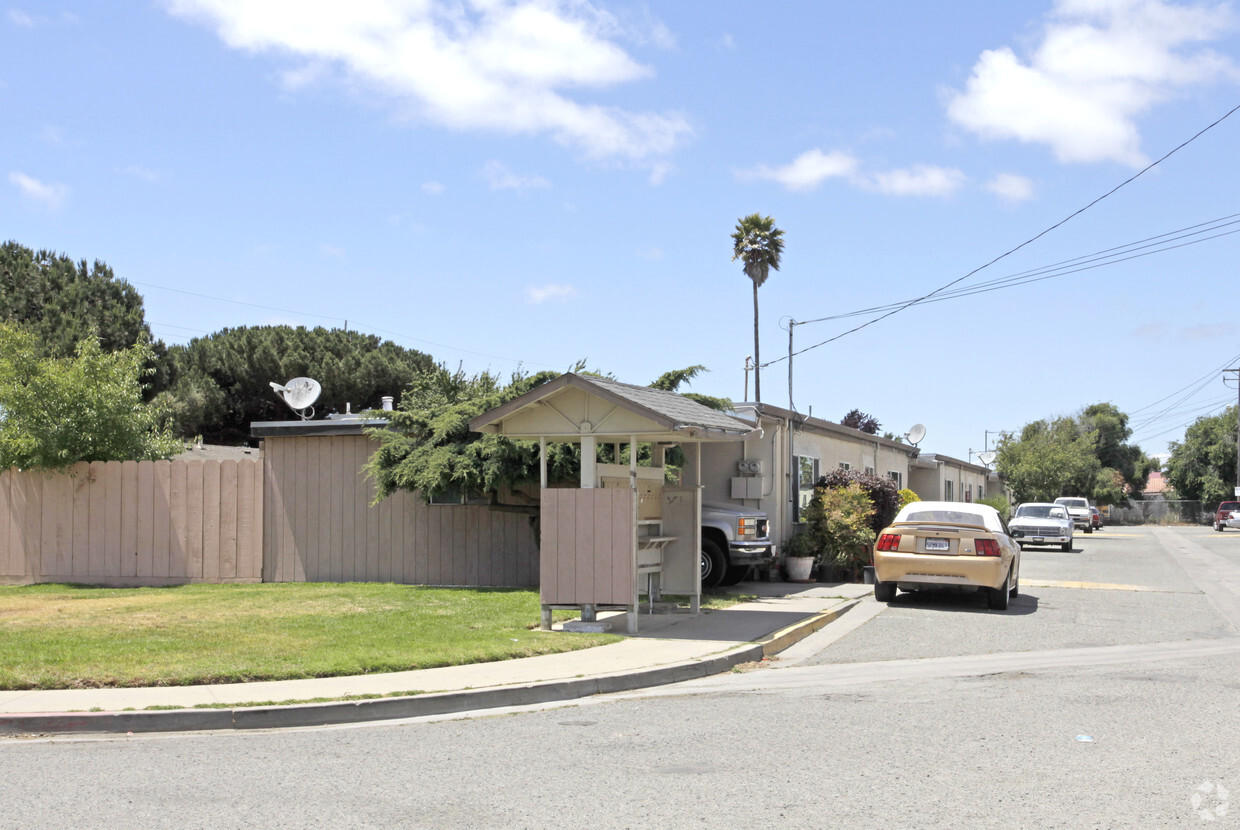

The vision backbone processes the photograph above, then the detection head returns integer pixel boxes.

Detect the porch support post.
[539,436,547,489]
[581,434,596,488]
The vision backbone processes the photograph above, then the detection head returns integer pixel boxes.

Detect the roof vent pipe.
[381,396,394,411]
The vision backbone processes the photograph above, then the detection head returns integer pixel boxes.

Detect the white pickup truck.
[1054,496,1093,534]
[700,503,777,588]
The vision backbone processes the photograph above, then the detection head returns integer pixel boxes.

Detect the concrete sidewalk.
[0,583,873,736]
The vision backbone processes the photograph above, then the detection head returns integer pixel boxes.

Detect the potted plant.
[782,530,818,582]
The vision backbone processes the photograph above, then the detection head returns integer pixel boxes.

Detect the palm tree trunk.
[753,279,761,402]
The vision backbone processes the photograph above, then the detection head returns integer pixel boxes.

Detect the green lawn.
[0,583,622,690]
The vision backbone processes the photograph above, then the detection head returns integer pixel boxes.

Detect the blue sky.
[4,0,1239,461]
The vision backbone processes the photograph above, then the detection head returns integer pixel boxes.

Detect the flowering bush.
[804,481,876,581]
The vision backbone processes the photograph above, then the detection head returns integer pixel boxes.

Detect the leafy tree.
[995,417,1099,504]
[1080,403,1156,495]
[649,364,734,413]
[841,409,880,434]
[156,325,435,444]
[0,324,181,469]
[0,241,153,359]
[1165,405,1238,504]
[996,403,1156,506]
[730,214,784,403]
[365,366,560,503]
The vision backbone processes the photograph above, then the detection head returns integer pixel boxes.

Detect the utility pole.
[1228,368,1240,496]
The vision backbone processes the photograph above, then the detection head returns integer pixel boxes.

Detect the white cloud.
[480,159,550,192]
[736,148,859,192]
[736,149,967,198]
[7,9,35,27]
[866,165,967,197]
[947,0,1239,166]
[635,246,663,260]
[526,284,576,303]
[421,181,445,195]
[718,33,735,50]
[319,243,346,259]
[985,172,1035,203]
[9,171,68,209]
[162,0,692,163]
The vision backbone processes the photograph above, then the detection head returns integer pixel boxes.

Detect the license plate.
[924,538,950,551]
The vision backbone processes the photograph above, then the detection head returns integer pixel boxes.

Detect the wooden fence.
[0,460,263,586]
[262,435,538,587]
[1,434,540,588]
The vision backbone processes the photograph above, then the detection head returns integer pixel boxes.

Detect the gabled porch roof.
[469,373,760,443]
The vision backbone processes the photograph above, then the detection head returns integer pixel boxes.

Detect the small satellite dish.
[269,377,322,420]
[978,451,996,466]
[905,423,926,446]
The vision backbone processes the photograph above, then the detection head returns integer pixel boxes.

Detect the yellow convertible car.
[872,501,1020,611]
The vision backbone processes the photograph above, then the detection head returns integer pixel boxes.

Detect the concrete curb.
[0,600,861,737]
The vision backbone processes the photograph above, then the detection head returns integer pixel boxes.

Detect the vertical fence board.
[136,462,155,579]
[19,471,41,579]
[185,462,205,579]
[87,462,107,577]
[41,471,71,577]
[70,464,91,578]
[236,458,255,580]
[0,471,12,579]
[330,437,345,582]
[219,460,238,579]
[102,461,122,578]
[202,460,221,581]
[120,461,139,578]
[153,461,172,579]
[169,460,189,578]
[575,494,595,602]
[315,444,332,583]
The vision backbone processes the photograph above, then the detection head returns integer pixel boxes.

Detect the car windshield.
[900,510,987,529]
[1015,505,1066,520]
[1058,498,1088,509]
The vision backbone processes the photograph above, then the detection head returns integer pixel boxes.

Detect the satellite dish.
[978,451,996,466]
[269,377,322,420]
[905,423,926,446]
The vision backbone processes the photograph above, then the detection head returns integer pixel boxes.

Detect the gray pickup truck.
[700,503,777,588]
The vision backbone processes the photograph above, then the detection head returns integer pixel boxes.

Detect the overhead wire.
[763,100,1240,368]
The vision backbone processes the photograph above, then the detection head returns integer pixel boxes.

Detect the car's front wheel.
[1084,525,1092,534]
[1061,541,1072,551]
[700,539,727,589]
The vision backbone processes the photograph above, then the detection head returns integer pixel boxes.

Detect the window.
[795,455,819,522]
[965,483,973,503]
[887,471,902,488]
[839,462,851,471]
[864,466,875,475]
[945,479,954,501]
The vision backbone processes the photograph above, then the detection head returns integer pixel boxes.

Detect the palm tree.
[730,213,784,402]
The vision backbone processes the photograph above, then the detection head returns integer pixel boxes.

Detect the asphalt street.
[1,524,1238,829]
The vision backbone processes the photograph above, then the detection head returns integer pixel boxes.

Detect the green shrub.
[804,481,877,581]
[978,494,1011,521]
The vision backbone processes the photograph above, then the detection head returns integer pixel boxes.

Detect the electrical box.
[735,459,763,475]
[731,476,764,499]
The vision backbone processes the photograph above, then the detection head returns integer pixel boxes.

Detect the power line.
[765,100,1240,368]
[797,214,1240,324]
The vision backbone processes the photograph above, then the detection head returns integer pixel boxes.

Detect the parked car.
[701,504,776,588]
[1090,507,1103,530]
[872,501,1021,611]
[1054,496,1093,534]
[1009,503,1074,551]
[1215,501,1240,532]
